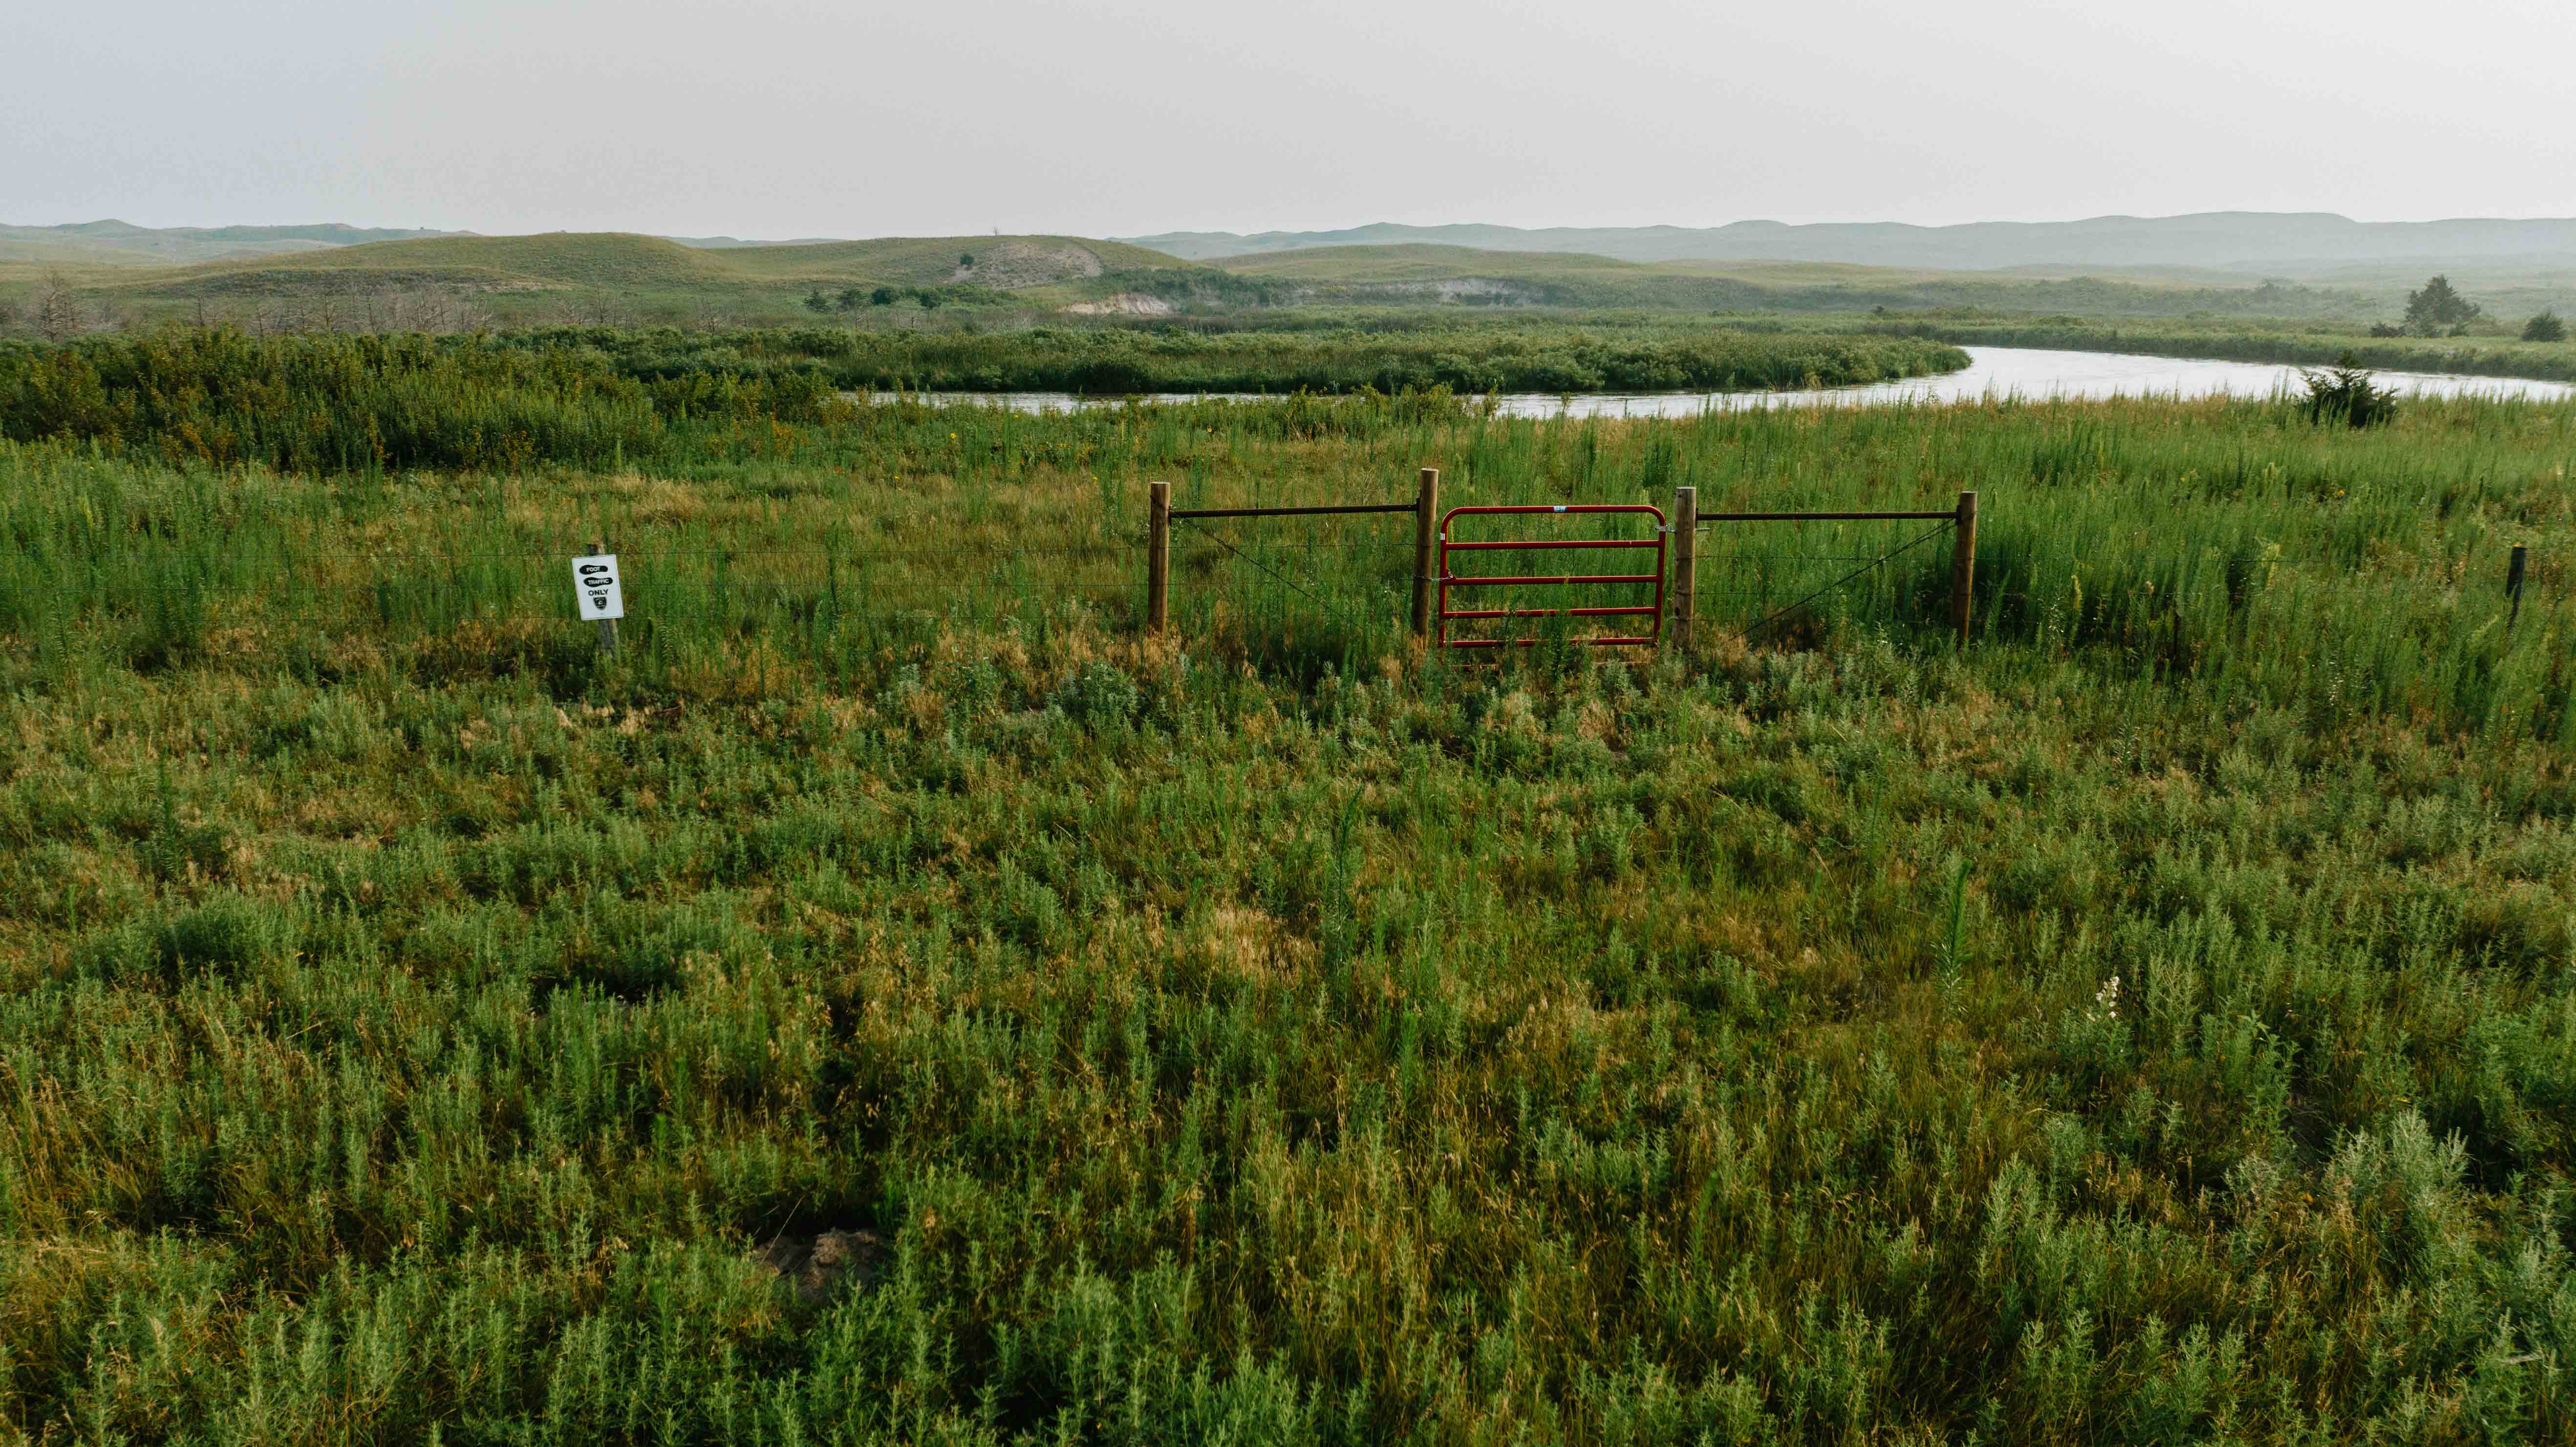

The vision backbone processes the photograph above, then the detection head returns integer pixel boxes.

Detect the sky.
[9,0,2576,239]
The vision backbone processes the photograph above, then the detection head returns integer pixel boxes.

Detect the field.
[4,337,2576,1444]
[0,329,1972,466]
[24,229,2576,336]
[1198,247,2398,320]
[0,234,1205,332]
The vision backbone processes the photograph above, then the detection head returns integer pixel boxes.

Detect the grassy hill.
[2,233,1213,324]
[11,229,2571,335]
[0,237,177,269]
[116,233,742,297]
[713,234,1186,286]
[1203,243,2394,318]
[0,219,465,267]
[1125,211,2576,270]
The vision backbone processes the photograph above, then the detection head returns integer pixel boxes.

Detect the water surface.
[863,346,2576,417]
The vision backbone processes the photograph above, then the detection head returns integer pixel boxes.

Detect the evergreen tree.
[2403,275,2480,336]
[2524,310,2568,343]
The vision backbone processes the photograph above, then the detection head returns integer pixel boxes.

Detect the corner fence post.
[1669,486,1698,651]
[1411,468,1440,638]
[2508,543,2529,630]
[1147,481,1171,633]
[1950,491,1977,649]
[592,537,618,657]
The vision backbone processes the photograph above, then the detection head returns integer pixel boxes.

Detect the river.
[864,346,2576,417]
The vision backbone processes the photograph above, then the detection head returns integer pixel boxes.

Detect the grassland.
[11,229,2538,336]
[0,328,1970,464]
[1200,246,2393,320]
[0,234,1209,332]
[4,333,2576,1442]
[542,321,1966,397]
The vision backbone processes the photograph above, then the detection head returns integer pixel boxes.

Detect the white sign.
[572,553,624,621]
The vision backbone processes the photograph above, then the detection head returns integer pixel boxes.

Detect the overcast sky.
[10,0,2575,238]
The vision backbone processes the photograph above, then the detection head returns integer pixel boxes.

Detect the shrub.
[2300,352,2397,428]
[2524,310,2567,343]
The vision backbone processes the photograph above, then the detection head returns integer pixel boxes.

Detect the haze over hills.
[0,221,862,269]
[23,212,2576,278]
[1122,213,2576,275]
[0,220,471,266]
[11,219,2576,329]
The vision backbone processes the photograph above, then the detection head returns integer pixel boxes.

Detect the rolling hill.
[0,219,467,266]
[0,220,1190,288]
[114,234,744,297]
[1198,243,2403,318]
[1126,213,2576,275]
[12,227,2569,330]
[57,233,1202,303]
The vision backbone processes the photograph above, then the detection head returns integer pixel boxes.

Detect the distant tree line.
[803,283,1011,314]
[2366,275,2567,342]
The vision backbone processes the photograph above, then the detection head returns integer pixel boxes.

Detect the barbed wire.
[1733,522,1954,642]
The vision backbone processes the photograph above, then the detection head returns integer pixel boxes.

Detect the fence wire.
[6,514,1964,654]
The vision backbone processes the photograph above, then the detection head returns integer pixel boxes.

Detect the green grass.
[1204,246,2396,319]
[98,234,1190,298]
[5,367,2576,1442]
[556,320,1966,395]
[710,235,1187,285]
[0,329,1970,472]
[17,230,2546,334]
[0,234,1234,332]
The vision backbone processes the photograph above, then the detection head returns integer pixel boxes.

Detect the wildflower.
[2093,975,2121,1020]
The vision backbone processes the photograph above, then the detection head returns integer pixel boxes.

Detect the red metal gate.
[1437,504,1667,650]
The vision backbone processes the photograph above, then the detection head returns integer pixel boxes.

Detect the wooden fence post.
[591,537,618,657]
[1411,468,1441,639]
[2508,543,2529,630]
[1147,481,1170,633]
[1669,486,1698,651]
[1950,491,1977,649]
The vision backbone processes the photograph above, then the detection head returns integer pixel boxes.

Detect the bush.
[2300,352,2397,429]
[2525,310,2567,343]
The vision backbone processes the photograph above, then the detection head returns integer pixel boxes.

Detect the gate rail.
[1141,478,1981,651]
[1437,504,1667,650]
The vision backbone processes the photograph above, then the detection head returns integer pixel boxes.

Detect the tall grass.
[0,330,842,472]
[544,321,1969,395]
[3,383,2576,1443]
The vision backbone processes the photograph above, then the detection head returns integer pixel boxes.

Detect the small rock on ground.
[759,1229,883,1304]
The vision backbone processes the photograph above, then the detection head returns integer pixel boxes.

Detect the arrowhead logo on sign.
[572,554,624,621]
